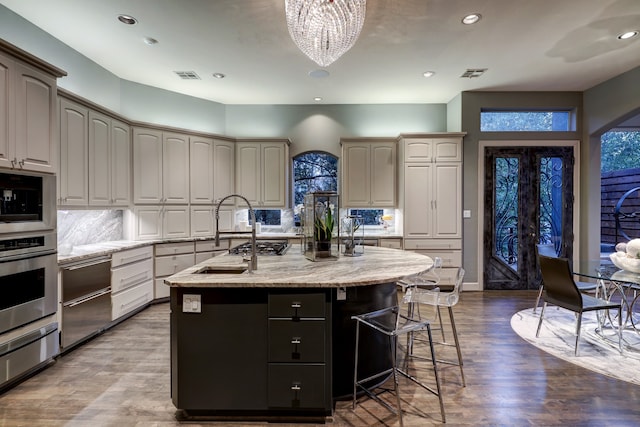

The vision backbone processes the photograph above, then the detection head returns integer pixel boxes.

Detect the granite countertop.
[57,233,403,265]
[164,245,431,289]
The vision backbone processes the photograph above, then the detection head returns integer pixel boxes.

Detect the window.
[480,110,572,132]
[251,209,280,226]
[601,130,640,173]
[349,209,384,225]
[292,151,338,207]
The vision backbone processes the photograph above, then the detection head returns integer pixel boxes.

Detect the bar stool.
[403,267,466,387]
[351,305,445,426]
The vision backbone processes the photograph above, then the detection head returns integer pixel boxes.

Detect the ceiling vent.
[461,68,487,78]
[174,71,201,80]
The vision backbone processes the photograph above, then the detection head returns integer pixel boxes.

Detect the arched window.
[292,151,338,206]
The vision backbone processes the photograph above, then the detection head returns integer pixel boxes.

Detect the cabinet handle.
[18,159,24,168]
[291,302,301,308]
[291,383,301,391]
[291,337,301,345]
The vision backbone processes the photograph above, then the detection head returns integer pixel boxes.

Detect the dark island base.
[170,282,398,420]
[331,282,397,399]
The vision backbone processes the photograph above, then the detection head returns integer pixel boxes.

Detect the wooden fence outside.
[601,167,640,245]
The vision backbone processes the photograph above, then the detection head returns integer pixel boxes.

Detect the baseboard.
[461,281,481,291]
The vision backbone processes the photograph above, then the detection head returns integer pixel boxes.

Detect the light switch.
[463,210,472,218]
[183,294,201,313]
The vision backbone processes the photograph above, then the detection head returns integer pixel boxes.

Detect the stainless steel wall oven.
[0,170,58,391]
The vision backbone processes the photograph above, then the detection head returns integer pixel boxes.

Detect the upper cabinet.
[133,128,189,204]
[404,137,462,163]
[88,111,130,206]
[341,139,396,208]
[236,140,289,208]
[0,43,65,173]
[58,98,89,205]
[190,136,235,205]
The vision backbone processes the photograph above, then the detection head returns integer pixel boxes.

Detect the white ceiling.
[2,0,640,105]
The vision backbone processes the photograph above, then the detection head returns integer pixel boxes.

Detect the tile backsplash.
[58,210,124,248]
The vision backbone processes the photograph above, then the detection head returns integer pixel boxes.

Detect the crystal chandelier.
[285,0,367,67]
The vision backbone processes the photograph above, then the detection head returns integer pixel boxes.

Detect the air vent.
[461,68,487,78]
[174,71,201,80]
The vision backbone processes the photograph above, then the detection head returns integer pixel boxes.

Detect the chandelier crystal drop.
[285,0,366,67]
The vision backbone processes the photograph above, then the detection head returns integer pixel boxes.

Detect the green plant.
[314,201,334,241]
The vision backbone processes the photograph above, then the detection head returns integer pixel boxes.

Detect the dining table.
[573,258,640,354]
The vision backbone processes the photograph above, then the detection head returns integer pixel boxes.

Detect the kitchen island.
[165,245,432,421]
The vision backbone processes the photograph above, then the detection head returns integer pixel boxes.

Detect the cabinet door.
[261,143,286,207]
[59,98,88,205]
[133,128,163,203]
[404,138,433,163]
[433,163,461,238]
[163,132,189,204]
[133,206,163,240]
[370,142,396,206]
[433,138,462,162]
[88,110,111,205]
[236,143,260,205]
[404,163,433,238]
[190,136,214,204]
[213,139,234,204]
[110,119,131,206]
[163,206,190,238]
[190,206,214,236]
[0,52,12,170]
[13,61,57,173]
[342,144,370,207]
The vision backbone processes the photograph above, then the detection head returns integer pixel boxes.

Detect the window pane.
[251,209,281,226]
[538,156,563,256]
[292,152,338,206]
[494,157,519,270]
[481,111,570,132]
[349,209,384,225]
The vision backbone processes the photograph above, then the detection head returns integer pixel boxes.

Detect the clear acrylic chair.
[351,304,445,425]
[397,256,442,293]
[403,267,466,387]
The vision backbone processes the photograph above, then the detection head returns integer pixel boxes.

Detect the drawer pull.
[291,302,301,308]
[291,337,301,345]
[291,383,301,391]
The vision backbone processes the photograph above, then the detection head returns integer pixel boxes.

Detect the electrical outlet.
[183,294,201,313]
[337,287,347,301]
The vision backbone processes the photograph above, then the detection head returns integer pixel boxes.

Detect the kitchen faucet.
[215,194,258,272]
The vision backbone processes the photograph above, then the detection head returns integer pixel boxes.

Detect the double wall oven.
[0,170,58,391]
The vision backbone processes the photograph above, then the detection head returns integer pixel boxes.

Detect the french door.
[483,146,574,290]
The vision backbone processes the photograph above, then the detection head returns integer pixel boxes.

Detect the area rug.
[511,307,640,386]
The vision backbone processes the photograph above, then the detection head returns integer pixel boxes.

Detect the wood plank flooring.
[1,290,639,426]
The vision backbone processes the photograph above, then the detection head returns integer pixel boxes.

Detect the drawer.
[111,246,153,268]
[154,278,170,299]
[155,241,194,256]
[268,364,326,410]
[111,257,154,293]
[379,238,403,249]
[155,253,195,277]
[268,292,326,318]
[195,239,229,252]
[411,249,461,268]
[269,320,325,363]
[111,280,153,320]
[404,238,461,250]
[194,250,227,264]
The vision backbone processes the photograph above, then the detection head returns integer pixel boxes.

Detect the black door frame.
[477,140,580,290]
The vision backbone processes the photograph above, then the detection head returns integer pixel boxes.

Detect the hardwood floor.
[1,290,639,426]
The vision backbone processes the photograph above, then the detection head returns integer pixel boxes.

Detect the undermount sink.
[195,265,248,274]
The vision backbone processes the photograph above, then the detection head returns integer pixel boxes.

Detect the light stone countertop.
[164,245,432,289]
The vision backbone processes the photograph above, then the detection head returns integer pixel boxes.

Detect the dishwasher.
[60,255,112,350]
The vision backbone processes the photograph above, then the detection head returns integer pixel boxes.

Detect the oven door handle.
[63,257,111,270]
[63,287,111,308]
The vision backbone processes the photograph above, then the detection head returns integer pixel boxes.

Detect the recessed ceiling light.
[314,97,323,102]
[618,30,639,40]
[117,14,137,25]
[462,13,482,25]
[213,73,226,79]
[143,37,158,45]
[422,71,436,78]
[309,69,330,79]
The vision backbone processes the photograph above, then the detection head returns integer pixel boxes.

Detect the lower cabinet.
[404,238,462,287]
[154,242,195,299]
[111,246,154,321]
[170,287,332,419]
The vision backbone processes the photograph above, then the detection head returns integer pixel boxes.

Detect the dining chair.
[536,254,622,356]
[534,244,598,313]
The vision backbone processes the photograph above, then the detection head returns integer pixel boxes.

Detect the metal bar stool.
[351,305,445,426]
